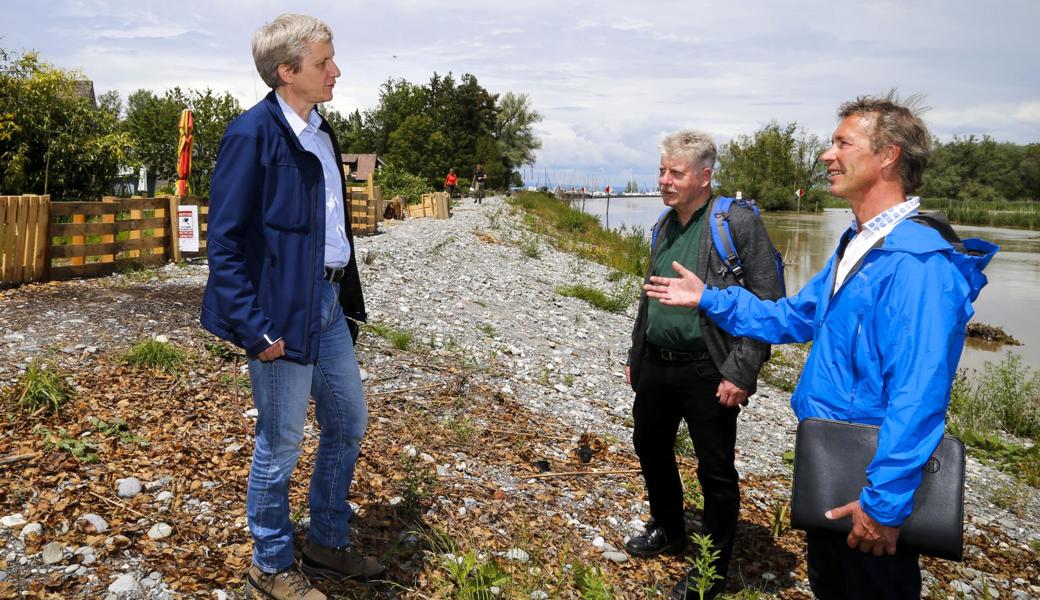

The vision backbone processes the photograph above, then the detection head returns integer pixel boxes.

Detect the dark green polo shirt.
[646,203,709,352]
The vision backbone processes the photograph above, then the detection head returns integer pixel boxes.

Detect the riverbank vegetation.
[508,191,649,277]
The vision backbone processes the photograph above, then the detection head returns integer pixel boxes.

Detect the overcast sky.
[7,0,1039,189]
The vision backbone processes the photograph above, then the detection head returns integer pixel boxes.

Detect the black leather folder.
[790,417,965,561]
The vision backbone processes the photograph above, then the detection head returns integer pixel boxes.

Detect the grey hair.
[660,129,717,171]
[838,90,932,193]
[252,14,333,89]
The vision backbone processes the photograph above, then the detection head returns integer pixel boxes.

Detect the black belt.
[323,266,347,283]
[646,342,711,363]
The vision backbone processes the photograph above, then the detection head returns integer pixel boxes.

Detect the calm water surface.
[576,195,1040,374]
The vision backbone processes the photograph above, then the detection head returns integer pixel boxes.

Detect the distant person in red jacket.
[444,168,458,198]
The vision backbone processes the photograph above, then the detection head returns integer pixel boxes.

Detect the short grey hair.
[660,129,717,171]
[252,14,333,89]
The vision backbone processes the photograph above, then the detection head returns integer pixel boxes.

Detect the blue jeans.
[246,280,368,573]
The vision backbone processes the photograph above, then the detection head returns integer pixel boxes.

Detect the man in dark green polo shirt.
[625,130,785,600]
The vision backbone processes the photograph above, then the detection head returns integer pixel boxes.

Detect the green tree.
[0,50,132,200]
[715,121,826,211]
[169,88,242,196]
[122,89,184,182]
[494,91,542,173]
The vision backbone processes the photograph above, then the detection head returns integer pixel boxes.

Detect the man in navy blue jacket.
[201,14,382,600]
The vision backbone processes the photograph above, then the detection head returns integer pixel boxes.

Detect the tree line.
[1,48,542,202]
[714,120,1040,211]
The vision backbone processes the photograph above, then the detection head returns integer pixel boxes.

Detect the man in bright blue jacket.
[644,93,996,599]
[200,14,382,600]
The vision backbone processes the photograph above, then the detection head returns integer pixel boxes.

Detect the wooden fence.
[48,196,208,282]
[1,195,50,285]
[1,189,382,286]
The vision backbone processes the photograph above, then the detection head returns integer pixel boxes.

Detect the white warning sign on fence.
[177,205,200,253]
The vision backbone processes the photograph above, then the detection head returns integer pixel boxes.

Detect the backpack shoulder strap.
[710,196,746,283]
[650,208,672,252]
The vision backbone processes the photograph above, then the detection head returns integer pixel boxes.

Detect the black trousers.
[632,354,740,578]
[807,533,921,600]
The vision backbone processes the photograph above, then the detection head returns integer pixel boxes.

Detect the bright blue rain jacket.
[700,218,997,526]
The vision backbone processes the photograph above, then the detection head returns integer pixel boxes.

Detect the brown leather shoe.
[244,565,326,600]
[300,540,386,582]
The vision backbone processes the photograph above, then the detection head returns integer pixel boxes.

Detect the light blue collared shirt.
[275,92,351,267]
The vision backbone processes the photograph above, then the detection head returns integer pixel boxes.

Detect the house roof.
[340,154,384,181]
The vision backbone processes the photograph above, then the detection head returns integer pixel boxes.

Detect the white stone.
[155,491,175,503]
[554,383,569,393]
[243,408,259,418]
[147,523,173,540]
[531,591,549,600]
[602,551,629,563]
[41,542,65,565]
[403,445,418,458]
[154,335,169,343]
[359,368,370,381]
[75,546,97,566]
[213,591,229,600]
[77,513,109,533]
[108,573,141,594]
[504,548,529,563]
[117,477,142,498]
[64,564,80,574]
[950,580,972,594]
[19,522,42,539]
[420,452,436,464]
[388,496,404,506]
[0,514,27,529]
[592,536,605,548]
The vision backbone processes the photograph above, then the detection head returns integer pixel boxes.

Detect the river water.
[574,195,1040,374]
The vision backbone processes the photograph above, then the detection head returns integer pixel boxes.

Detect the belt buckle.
[660,348,674,361]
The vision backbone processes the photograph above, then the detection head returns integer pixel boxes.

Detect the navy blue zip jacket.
[200,91,366,362]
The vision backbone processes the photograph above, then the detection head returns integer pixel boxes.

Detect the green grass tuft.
[5,359,74,415]
[556,283,637,314]
[121,338,186,373]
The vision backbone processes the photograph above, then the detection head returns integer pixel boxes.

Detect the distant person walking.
[201,13,383,600]
[473,164,487,204]
[444,167,458,198]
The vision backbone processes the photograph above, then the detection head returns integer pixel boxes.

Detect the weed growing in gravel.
[674,428,695,458]
[89,417,149,446]
[685,533,723,600]
[431,235,457,255]
[442,415,478,445]
[219,372,251,394]
[4,358,74,415]
[477,323,497,338]
[427,529,512,599]
[770,500,790,538]
[556,283,633,314]
[36,426,98,463]
[363,322,415,351]
[121,338,185,373]
[486,209,503,230]
[950,353,1040,439]
[363,249,378,265]
[760,343,811,392]
[988,479,1035,517]
[683,470,705,511]
[517,232,541,258]
[203,338,239,361]
[573,563,614,599]
[399,456,436,519]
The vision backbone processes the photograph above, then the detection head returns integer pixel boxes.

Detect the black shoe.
[624,523,686,558]
[670,567,724,600]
